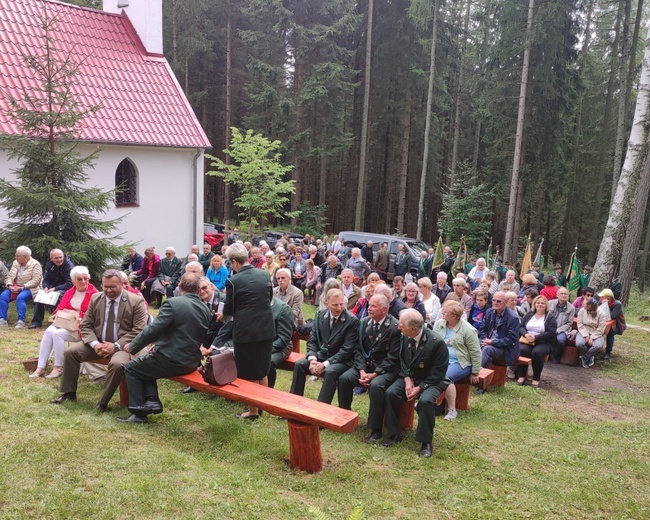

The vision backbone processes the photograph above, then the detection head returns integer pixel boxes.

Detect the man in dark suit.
[51,269,148,411]
[394,244,410,278]
[338,294,400,410]
[29,248,74,329]
[370,309,449,458]
[290,288,359,406]
[478,291,520,369]
[116,274,211,423]
[267,297,294,389]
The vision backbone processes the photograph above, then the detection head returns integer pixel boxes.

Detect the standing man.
[370,309,449,458]
[331,234,342,256]
[418,251,433,280]
[361,241,374,264]
[117,274,211,423]
[554,264,567,287]
[273,268,305,327]
[478,291,520,370]
[290,289,358,406]
[29,248,74,329]
[441,246,456,282]
[394,244,410,278]
[50,269,148,411]
[374,242,389,281]
[338,294,400,411]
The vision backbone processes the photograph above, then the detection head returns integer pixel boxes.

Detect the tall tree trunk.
[593,20,650,290]
[504,0,535,263]
[170,0,178,64]
[318,149,327,211]
[449,0,471,181]
[416,0,438,240]
[610,0,632,202]
[223,0,232,225]
[619,152,650,304]
[624,0,644,123]
[396,76,412,234]
[472,120,481,172]
[512,178,524,261]
[184,56,189,94]
[355,0,373,230]
[639,212,650,292]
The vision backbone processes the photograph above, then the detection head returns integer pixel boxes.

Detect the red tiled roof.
[0,0,210,148]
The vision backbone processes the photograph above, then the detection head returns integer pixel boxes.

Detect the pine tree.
[0,5,124,277]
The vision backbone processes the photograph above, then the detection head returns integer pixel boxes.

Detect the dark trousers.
[385,378,443,443]
[124,352,195,408]
[337,367,360,410]
[366,372,398,432]
[553,332,567,361]
[31,291,63,325]
[267,351,289,389]
[517,343,552,381]
[142,279,155,303]
[289,357,349,406]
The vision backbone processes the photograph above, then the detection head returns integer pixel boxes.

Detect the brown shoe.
[50,392,76,404]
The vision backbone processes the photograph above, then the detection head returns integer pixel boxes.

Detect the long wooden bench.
[170,371,358,473]
[490,356,532,387]
[561,318,616,366]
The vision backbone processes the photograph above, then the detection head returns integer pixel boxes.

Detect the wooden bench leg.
[455,383,470,411]
[287,420,322,473]
[118,378,129,408]
[291,335,301,354]
[560,346,580,366]
[490,365,507,387]
[383,399,416,430]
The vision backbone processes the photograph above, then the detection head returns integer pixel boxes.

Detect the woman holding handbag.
[29,266,98,379]
[517,295,557,389]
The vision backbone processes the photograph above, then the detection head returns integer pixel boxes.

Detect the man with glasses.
[29,248,74,329]
[154,247,182,304]
[478,291,520,371]
[51,269,148,412]
[549,287,575,363]
[273,268,304,328]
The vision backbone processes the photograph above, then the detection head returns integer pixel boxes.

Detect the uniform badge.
[419,362,425,369]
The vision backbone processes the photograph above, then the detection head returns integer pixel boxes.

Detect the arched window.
[115,158,138,207]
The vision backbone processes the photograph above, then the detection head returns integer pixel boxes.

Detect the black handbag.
[198,350,237,386]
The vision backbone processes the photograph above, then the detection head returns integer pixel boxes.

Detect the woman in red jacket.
[29,266,98,379]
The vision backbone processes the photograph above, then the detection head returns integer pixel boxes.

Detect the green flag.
[567,249,580,293]
[432,236,444,269]
[487,238,493,269]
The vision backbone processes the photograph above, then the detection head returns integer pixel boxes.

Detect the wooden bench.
[490,356,531,387]
[291,331,309,354]
[561,318,616,366]
[170,371,358,473]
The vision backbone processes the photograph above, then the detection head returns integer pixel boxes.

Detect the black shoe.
[382,434,403,448]
[95,402,108,413]
[50,392,76,404]
[475,388,486,395]
[116,414,148,423]
[365,431,382,444]
[180,386,197,394]
[28,322,42,329]
[419,442,432,458]
[602,353,611,361]
[128,401,163,417]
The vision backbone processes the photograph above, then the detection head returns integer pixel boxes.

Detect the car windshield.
[405,240,430,256]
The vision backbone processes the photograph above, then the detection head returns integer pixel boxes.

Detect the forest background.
[71,0,650,289]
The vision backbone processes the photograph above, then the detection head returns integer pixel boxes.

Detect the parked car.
[337,231,430,280]
[254,230,304,250]
[203,223,225,251]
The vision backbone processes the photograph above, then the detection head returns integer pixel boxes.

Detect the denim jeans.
[0,288,32,321]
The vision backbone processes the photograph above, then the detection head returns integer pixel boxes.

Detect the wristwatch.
[113,343,122,352]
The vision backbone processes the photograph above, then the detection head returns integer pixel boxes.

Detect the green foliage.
[206,128,297,238]
[0,6,124,278]
[438,162,493,252]
[295,201,328,238]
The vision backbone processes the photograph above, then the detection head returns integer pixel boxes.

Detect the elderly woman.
[575,297,607,368]
[206,254,228,292]
[518,273,539,302]
[432,300,481,420]
[29,266,98,379]
[468,257,487,290]
[304,259,321,305]
[346,247,371,284]
[517,296,557,388]
[261,251,279,280]
[417,277,441,323]
[402,282,426,320]
[0,246,43,328]
[136,247,161,304]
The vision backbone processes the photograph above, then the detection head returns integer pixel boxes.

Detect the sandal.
[45,367,63,379]
[516,377,526,386]
[29,368,45,378]
[236,411,259,421]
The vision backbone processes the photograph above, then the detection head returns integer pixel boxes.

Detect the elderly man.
[440,246,455,281]
[273,268,304,327]
[51,269,148,411]
[549,287,575,363]
[0,246,43,328]
[361,241,374,264]
[29,248,74,329]
[198,243,215,273]
[433,271,452,304]
[340,268,362,311]
[498,269,520,295]
[338,294,400,411]
[117,274,211,423]
[394,244,410,278]
[152,246,182,304]
[374,283,406,320]
[392,275,405,299]
[121,246,144,275]
[290,288,358,406]
[478,291,520,371]
[370,309,449,458]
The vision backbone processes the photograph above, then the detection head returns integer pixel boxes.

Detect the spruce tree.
[0,6,124,278]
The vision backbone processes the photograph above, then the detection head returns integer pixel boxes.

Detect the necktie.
[105,300,116,344]
[410,338,417,354]
[331,316,337,329]
[373,321,380,337]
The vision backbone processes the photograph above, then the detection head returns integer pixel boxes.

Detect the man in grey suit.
[273,268,304,327]
[117,274,211,423]
[50,269,148,411]
[290,288,359,406]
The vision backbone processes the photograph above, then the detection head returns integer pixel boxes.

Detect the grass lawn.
[0,293,649,519]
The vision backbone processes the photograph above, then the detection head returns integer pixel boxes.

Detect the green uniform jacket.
[354,314,401,375]
[158,256,182,287]
[271,297,294,357]
[129,292,211,369]
[398,327,450,393]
